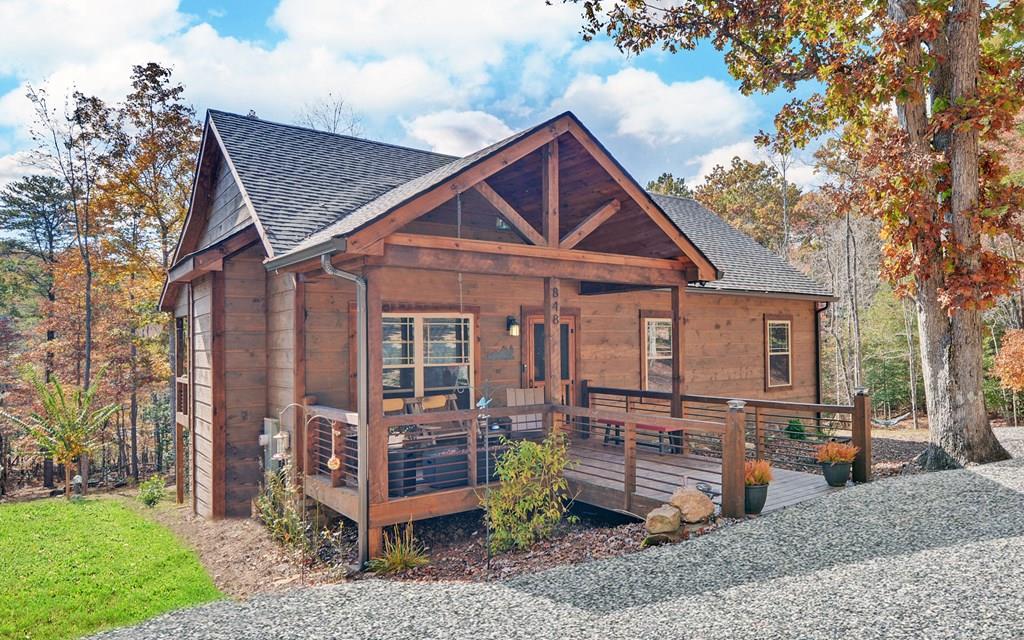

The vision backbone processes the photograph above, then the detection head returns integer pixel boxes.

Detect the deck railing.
[299,386,870,521]
[582,383,871,479]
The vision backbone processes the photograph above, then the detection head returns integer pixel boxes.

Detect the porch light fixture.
[506,316,520,337]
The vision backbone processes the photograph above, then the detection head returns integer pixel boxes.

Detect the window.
[174,317,189,378]
[382,313,474,408]
[643,317,673,392]
[765,317,792,389]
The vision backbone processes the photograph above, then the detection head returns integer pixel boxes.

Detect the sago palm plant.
[1,370,118,498]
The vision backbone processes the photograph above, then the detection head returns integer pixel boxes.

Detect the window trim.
[381,309,477,404]
[764,314,793,391]
[639,310,672,392]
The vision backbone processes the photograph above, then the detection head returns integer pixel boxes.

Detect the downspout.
[320,254,370,567]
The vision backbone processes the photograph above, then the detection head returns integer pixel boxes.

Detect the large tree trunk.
[914,0,1009,468]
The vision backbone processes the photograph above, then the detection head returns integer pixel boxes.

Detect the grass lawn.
[0,497,222,640]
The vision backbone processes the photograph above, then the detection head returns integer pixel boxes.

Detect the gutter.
[319,254,370,568]
[815,301,831,406]
[264,237,347,272]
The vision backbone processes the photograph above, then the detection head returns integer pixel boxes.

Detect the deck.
[565,437,838,517]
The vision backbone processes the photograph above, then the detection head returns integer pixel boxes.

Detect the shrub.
[254,465,310,553]
[481,433,576,553]
[816,441,860,464]
[744,460,773,485]
[784,419,807,440]
[138,475,167,507]
[367,521,428,574]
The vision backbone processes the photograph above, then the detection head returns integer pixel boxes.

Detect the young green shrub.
[481,432,576,553]
[254,465,310,554]
[367,521,429,574]
[784,418,807,440]
[138,475,167,507]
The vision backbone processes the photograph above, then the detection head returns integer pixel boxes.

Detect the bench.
[598,418,686,454]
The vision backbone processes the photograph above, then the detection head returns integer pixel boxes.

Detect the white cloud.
[554,68,755,145]
[688,140,822,189]
[403,110,514,156]
[0,150,49,187]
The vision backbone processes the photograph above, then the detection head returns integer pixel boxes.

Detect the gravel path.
[94,429,1024,640]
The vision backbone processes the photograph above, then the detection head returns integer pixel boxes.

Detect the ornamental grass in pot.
[744,460,773,515]
[816,441,860,487]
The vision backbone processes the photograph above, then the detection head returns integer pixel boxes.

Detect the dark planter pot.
[821,462,852,487]
[744,483,769,515]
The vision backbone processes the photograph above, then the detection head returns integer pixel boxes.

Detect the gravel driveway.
[95,429,1024,640]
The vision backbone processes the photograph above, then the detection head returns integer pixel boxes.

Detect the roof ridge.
[207,108,458,161]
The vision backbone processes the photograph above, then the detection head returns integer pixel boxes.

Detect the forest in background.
[1,61,1023,495]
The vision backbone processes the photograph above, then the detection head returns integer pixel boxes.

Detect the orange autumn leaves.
[995,330,1024,393]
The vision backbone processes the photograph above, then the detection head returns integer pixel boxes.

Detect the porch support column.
[670,284,685,418]
[544,276,562,424]
[364,266,386,560]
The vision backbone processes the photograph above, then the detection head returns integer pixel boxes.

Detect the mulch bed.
[355,505,732,582]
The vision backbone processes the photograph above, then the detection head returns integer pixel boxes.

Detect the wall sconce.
[506,315,520,337]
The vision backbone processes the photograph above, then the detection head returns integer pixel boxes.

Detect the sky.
[0,0,821,189]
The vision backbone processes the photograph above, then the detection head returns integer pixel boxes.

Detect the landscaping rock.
[670,488,715,523]
[645,505,681,534]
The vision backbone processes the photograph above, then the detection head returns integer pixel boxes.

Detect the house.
[160,109,863,565]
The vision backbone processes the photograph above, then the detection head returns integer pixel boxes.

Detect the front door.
[525,315,576,405]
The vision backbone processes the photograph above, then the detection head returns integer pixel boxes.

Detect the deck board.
[565,437,838,517]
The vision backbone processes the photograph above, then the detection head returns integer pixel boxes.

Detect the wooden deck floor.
[565,438,838,518]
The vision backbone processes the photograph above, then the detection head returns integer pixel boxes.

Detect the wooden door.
[525,315,576,405]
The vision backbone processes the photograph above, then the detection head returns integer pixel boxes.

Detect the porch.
[299,384,871,563]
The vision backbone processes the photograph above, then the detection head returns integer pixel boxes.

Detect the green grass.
[0,498,222,640]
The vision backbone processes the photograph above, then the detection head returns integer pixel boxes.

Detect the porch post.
[364,266,386,561]
[852,388,872,482]
[544,276,562,424]
[670,284,685,417]
[721,400,746,519]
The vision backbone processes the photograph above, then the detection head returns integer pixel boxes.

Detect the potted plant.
[815,441,860,487]
[744,460,773,515]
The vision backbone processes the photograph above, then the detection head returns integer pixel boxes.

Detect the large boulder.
[669,488,715,524]
[645,504,681,534]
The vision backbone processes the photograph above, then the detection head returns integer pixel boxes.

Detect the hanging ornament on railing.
[326,424,342,471]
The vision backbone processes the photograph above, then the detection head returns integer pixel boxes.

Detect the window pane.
[769,322,789,354]
[424,365,471,409]
[383,367,414,398]
[533,322,545,382]
[383,317,414,365]
[424,317,470,364]
[769,354,791,386]
[647,358,672,392]
[648,320,672,358]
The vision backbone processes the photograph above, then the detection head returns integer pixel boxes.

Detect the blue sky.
[0,0,819,187]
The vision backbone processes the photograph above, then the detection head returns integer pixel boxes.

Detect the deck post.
[303,395,318,477]
[852,388,872,482]
[174,420,184,503]
[365,266,386,561]
[623,421,636,512]
[543,276,562,428]
[670,285,685,453]
[721,400,746,518]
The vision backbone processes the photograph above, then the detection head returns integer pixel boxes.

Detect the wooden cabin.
[161,110,867,565]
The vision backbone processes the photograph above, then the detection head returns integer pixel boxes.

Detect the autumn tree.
[27,88,114,390]
[105,63,199,478]
[994,330,1024,392]
[646,172,693,197]
[570,0,1023,467]
[693,157,803,252]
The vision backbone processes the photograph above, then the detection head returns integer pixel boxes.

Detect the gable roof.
[188,109,830,299]
[208,109,455,256]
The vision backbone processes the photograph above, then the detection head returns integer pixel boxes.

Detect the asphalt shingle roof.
[209,110,455,256]
[653,194,832,298]
[207,110,831,298]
